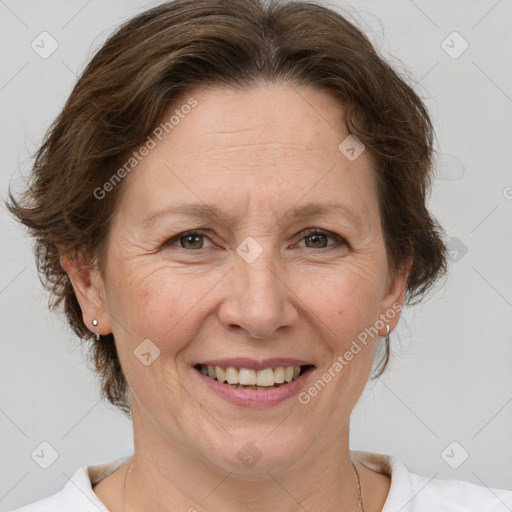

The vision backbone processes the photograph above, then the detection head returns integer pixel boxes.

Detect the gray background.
[1,0,511,509]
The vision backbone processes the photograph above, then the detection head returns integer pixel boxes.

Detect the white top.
[10,451,512,511]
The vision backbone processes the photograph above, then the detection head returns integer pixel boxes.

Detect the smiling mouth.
[194,364,314,390]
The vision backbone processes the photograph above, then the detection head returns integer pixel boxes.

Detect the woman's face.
[84,83,406,473]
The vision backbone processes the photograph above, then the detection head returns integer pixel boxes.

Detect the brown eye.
[305,232,329,248]
[297,228,345,250]
[164,230,213,250]
[180,233,204,250]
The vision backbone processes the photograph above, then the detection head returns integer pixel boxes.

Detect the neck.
[122,415,362,512]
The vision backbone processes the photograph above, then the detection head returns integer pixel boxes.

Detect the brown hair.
[7,0,447,416]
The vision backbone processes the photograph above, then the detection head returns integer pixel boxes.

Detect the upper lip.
[194,358,315,370]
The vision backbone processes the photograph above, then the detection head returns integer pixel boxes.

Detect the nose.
[218,246,299,339]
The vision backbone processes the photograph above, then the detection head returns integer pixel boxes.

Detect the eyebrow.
[142,201,364,230]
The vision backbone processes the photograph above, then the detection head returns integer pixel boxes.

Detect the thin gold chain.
[123,457,365,511]
[122,457,132,512]
[351,459,365,512]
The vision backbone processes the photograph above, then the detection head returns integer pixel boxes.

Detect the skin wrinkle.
[138,205,368,251]
[197,142,324,152]
[68,83,406,512]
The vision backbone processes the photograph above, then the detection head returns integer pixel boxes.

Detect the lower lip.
[193,366,315,408]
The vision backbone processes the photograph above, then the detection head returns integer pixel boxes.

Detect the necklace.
[352,459,365,512]
[122,457,364,511]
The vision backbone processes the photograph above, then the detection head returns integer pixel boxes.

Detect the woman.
[7,0,512,510]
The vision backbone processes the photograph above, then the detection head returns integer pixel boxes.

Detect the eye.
[164,230,213,250]
[295,228,345,249]
[162,228,346,252]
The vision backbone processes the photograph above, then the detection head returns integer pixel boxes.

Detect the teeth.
[200,364,305,387]
[237,384,278,390]
[256,368,274,386]
[274,366,285,383]
[225,367,238,384]
[284,366,294,382]
[215,366,226,383]
[239,368,256,385]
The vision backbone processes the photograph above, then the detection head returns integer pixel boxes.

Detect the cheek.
[106,258,222,350]
[293,260,385,349]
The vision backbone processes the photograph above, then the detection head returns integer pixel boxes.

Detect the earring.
[383,323,390,366]
[92,319,100,341]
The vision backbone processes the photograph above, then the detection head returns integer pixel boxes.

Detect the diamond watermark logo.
[31,441,59,469]
[134,338,161,366]
[447,236,468,263]
[236,236,263,264]
[338,134,365,161]
[441,31,469,59]
[237,442,262,467]
[31,31,59,59]
[441,441,469,469]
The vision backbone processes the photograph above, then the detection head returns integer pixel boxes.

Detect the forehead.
[116,82,379,228]
[173,82,347,154]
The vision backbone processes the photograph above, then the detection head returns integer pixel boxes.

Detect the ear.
[61,251,112,336]
[378,257,412,336]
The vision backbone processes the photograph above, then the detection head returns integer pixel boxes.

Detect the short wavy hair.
[7,0,447,416]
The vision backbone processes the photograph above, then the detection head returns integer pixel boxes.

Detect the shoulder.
[9,456,130,512]
[409,472,512,511]
[352,450,512,512]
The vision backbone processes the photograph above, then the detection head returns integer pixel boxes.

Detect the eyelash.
[163,228,347,251]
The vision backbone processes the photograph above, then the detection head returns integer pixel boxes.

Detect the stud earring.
[380,323,391,368]
[92,319,100,341]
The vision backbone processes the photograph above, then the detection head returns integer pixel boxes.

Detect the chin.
[196,428,313,475]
